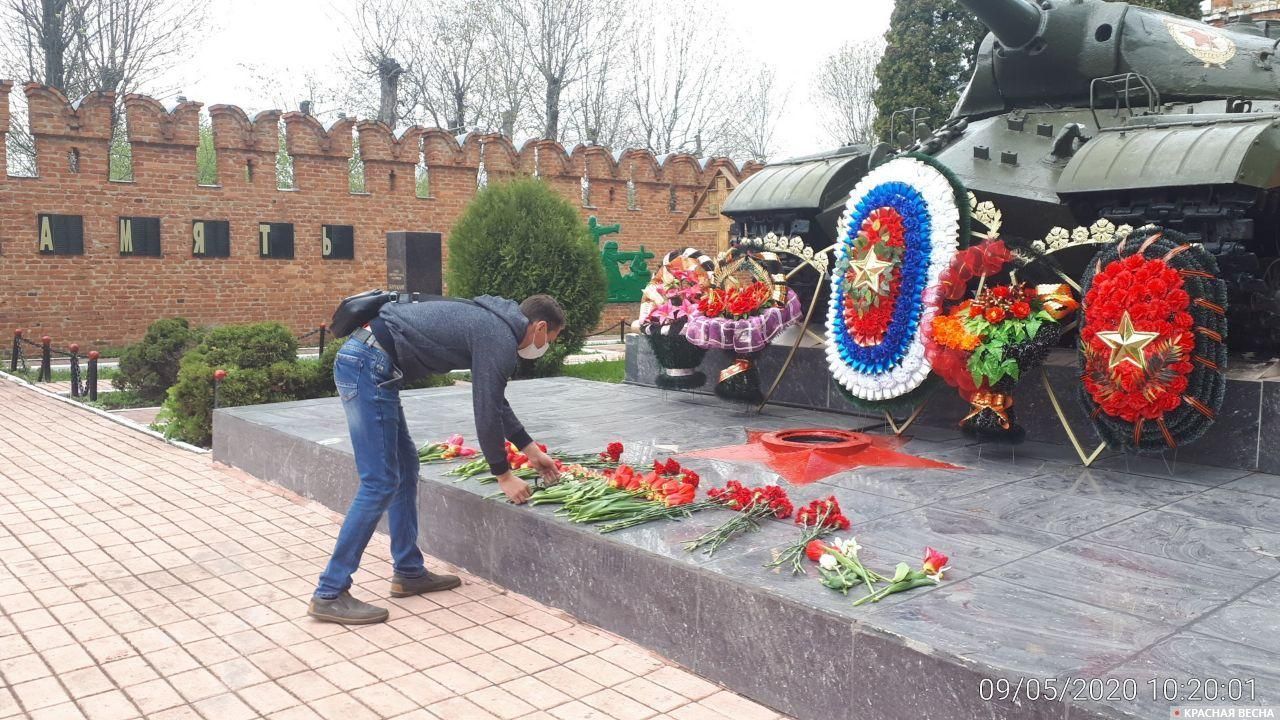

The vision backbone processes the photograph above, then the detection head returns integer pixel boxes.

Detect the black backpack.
[329,291,486,338]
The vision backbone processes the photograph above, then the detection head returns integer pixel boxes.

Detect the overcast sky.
[160,0,895,162]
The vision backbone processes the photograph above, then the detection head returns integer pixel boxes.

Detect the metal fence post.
[213,368,227,409]
[39,336,52,382]
[87,351,99,402]
[69,344,81,398]
[10,329,21,372]
[318,323,327,355]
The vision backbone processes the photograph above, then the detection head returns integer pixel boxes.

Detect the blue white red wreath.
[826,156,964,402]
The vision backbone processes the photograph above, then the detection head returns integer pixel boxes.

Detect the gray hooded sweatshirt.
[376,295,532,476]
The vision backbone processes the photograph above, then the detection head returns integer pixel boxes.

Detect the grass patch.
[560,359,624,384]
[87,390,151,411]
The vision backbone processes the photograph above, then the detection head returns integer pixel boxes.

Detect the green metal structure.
[590,216,654,303]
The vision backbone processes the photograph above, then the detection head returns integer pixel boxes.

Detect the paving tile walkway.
[0,379,787,720]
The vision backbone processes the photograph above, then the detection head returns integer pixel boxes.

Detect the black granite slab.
[213,379,1278,720]
[1259,381,1280,475]
[1188,579,1280,655]
[1099,631,1280,719]
[1081,510,1280,579]
[987,540,1258,626]
[627,338,1276,475]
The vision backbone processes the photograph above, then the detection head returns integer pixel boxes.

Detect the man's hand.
[524,443,561,485]
[497,472,531,504]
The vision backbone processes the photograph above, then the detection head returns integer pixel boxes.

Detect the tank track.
[1087,190,1280,357]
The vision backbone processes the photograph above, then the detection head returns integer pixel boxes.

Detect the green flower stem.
[684,504,771,556]
[597,501,714,533]
[852,577,937,607]
[765,505,839,575]
[827,549,879,596]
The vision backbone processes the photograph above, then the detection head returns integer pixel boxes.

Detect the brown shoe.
[390,571,462,597]
[308,591,389,625]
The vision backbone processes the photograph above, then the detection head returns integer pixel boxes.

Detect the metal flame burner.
[760,429,871,453]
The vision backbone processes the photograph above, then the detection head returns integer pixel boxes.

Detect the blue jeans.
[314,338,426,599]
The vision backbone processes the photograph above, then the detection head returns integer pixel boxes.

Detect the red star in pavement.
[679,428,960,485]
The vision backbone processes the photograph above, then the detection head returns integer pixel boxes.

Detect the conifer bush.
[114,317,203,404]
[445,179,606,376]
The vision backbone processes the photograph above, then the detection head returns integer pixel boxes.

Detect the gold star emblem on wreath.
[849,244,893,293]
[1097,311,1160,371]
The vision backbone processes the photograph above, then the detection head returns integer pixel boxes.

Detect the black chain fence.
[9,330,92,398]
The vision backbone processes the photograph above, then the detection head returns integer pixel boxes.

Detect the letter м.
[120,218,133,254]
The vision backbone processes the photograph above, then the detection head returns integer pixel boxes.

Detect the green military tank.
[913,0,1280,353]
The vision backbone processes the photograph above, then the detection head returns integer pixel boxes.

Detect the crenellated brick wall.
[0,83,761,349]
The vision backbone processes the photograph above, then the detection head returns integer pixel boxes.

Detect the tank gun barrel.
[957,0,1044,50]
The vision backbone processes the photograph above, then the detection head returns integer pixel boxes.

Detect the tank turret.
[954,0,1280,117]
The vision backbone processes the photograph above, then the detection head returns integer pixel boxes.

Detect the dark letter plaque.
[386,232,442,295]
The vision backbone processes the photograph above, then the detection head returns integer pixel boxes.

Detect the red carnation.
[968,304,984,318]
[1010,301,1031,320]
[603,442,624,462]
[985,307,1006,323]
[992,285,1011,300]
[663,458,682,476]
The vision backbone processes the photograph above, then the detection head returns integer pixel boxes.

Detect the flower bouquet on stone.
[810,537,890,596]
[638,249,715,389]
[766,496,852,575]
[684,481,793,556]
[852,547,950,606]
[418,434,478,462]
[450,441,624,484]
[927,240,1078,443]
[528,458,711,533]
[683,242,804,403]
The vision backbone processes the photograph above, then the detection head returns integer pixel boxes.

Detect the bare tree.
[238,62,340,119]
[625,1,732,157]
[491,0,627,141]
[560,2,636,149]
[477,2,533,139]
[76,0,199,98]
[1,0,204,175]
[406,0,485,134]
[813,40,884,147]
[339,0,414,128]
[3,0,201,98]
[2,0,85,90]
[722,65,787,163]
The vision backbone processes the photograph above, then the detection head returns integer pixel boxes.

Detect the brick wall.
[1205,0,1280,23]
[0,82,761,349]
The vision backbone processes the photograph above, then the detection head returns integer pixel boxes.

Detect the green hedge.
[159,323,323,447]
[159,329,455,446]
[445,178,606,376]
[114,318,203,403]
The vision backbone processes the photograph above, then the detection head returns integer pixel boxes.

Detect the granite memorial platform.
[625,336,1280,475]
[214,377,1280,720]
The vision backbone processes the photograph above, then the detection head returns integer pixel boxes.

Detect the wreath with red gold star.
[1078,226,1228,452]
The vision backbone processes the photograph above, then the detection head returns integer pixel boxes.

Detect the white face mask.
[518,325,550,360]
